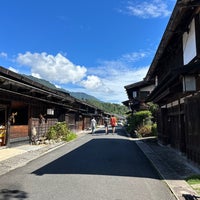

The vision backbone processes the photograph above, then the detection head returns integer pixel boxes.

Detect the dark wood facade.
[124,0,200,165]
[123,80,154,112]
[0,66,105,147]
[146,0,200,164]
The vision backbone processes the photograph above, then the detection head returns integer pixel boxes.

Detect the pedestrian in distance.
[91,117,97,135]
[110,115,117,134]
[104,116,109,134]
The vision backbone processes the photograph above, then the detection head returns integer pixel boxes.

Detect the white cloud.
[16,52,87,84]
[121,52,147,63]
[13,50,150,104]
[92,51,149,76]
[67,64,149,104]
[80,75,103,90]
[126,0,171,18]
[83,52,150,103]
[8,67,18,73]
[99,66,149,103]
[55,84,61,89]
[31,73,41,79]
[0,52,7,58]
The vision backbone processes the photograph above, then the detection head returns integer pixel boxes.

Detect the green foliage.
[47,122,76,142]
[137,125,152,137]
[147,102,158,114]
[186,175,200,184]
[126,110,158,138]
[25,75,128,116]
[25,75,58,90]
[69,92,100,101]
[127,110,152,130]
[136,123,157,137]
[85,99,129,116]
[47,128,57,140]
[147,102,159,121]
[186,175,200,194]
[151,123,157,136]
[63,132,77,142]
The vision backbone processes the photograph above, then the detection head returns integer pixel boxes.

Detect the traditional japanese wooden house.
[0,66,104,147]
[123,80,154,112]
[71,98,104,131]
[144,0,200,164]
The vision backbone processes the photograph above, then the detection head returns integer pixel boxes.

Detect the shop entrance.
[0,105,7,146]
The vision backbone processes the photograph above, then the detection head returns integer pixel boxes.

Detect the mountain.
[69,92,100,102]
[22,75,128,116]
[23,75,101,101]
[24,75,58,90]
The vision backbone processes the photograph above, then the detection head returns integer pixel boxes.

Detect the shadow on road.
[0,189,28,199]
[32,130,161,180]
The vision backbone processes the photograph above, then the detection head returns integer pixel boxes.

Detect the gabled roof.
[122,100,130,107]
[145,0,200,81]
[0,66,76,107]
[146,59,200,103]
[124,80,153,90]
[124,80,154,100]
[0,66,105,115]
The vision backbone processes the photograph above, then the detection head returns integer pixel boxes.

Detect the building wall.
[76,120,83,132]
[65,113,76,132]
[10,125,28,139]
[84,116,92,130]
[30,118,58,138]
[185,94,200,164]
[153,13,200,165]
[158,93,200,165]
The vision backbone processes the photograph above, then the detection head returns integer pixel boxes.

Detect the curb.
[134,140,179,200]
[134,140,198,200]
[0,130,90,176]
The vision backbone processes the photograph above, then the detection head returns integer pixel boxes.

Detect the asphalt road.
[0,126,176,200]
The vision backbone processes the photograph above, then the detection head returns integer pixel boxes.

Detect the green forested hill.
[84,99,129,117]
[68,93,128,116]
[25,75,58,90]
[24,75,129,116]
[69,92,100,101]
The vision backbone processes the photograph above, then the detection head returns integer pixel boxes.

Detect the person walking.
[110,115,117,134]
[104,116,109,134]
[91,117,97,134]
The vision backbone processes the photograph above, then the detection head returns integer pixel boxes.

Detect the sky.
[0,0,176,104]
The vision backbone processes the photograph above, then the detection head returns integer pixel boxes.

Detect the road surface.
[0,126,176,200]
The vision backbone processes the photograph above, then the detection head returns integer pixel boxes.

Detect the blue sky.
[0,0,176,104]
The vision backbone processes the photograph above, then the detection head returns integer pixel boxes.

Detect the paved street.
[0,127,176,200]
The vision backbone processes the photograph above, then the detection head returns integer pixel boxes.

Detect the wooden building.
[123,80,154,112]
[124,0,200,165]
[0,66,104,147]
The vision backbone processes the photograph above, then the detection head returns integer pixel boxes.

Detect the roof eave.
[145,0,200,81]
